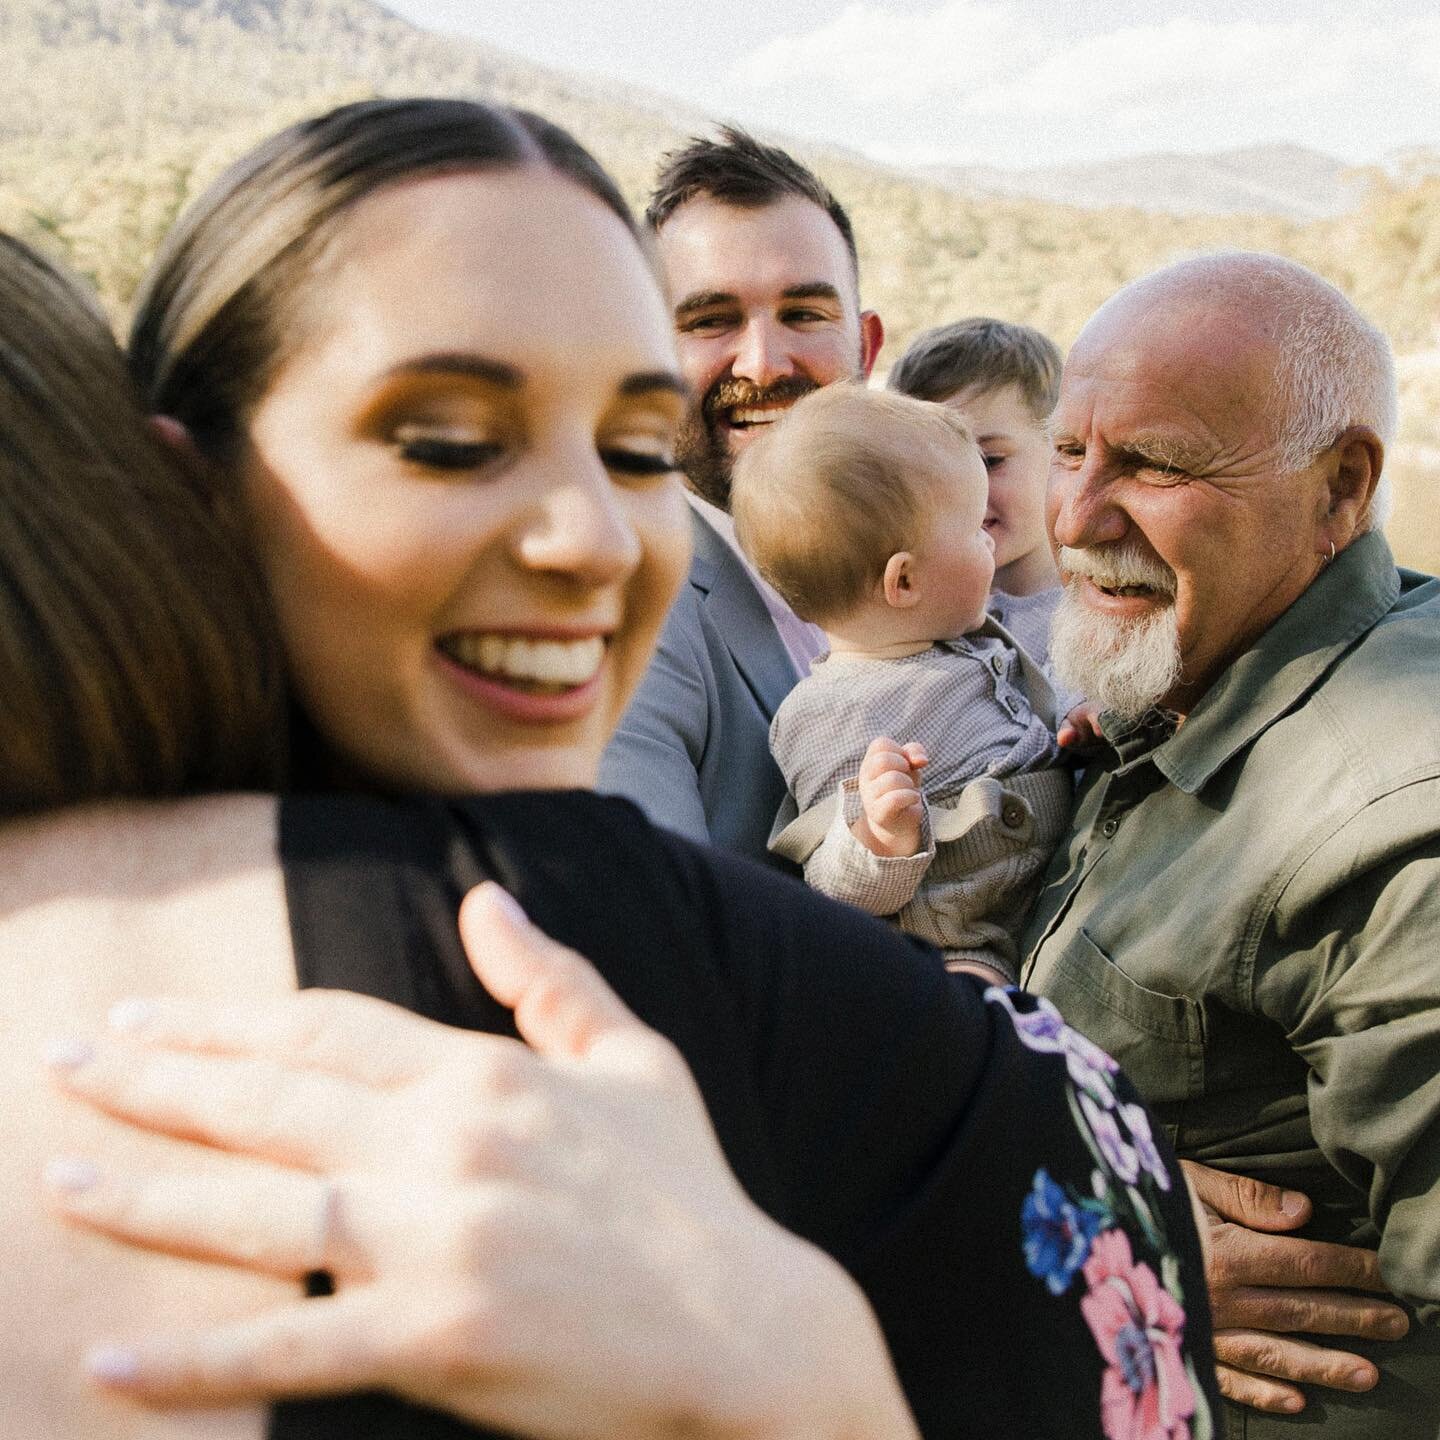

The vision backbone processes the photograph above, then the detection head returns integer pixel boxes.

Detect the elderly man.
[598,129,882,860]
[1023,253,1440,1436]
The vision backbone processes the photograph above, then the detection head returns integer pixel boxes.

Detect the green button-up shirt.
[1022,531,1440,1437]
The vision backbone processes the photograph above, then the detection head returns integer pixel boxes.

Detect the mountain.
[925,144,1373,221]
[1,0,1436,359]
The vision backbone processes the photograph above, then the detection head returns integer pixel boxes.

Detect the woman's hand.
[43,883,917,1440]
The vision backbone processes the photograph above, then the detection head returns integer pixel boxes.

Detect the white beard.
[1051,581,1183,727]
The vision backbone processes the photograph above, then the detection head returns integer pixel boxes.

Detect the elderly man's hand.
[1181,1160,1410,1415]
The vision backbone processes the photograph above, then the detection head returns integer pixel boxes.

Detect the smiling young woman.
[130,102,690,795]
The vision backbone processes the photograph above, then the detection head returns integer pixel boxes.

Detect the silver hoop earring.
[1326,540,1337,564]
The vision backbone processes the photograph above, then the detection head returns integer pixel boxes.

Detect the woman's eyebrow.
[383,353,524,388]
[619,371,688,398]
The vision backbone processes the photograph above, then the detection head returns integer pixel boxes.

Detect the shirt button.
[1100,818,1119,838]
[1001,802,1026,829]
[990,653,1005,675]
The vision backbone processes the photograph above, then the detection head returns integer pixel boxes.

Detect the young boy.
[732,385,1073,985]
[887,317,1063,672]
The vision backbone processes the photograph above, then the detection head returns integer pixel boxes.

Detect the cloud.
[721,2,1440,167]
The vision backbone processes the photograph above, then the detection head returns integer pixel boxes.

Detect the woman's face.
[238,169,691,793]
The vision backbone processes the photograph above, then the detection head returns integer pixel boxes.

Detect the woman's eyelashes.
[600,447,676,478]
[391,422,503,472]
[388,418,676,480]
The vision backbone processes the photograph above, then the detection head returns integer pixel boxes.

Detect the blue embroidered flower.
[1022,1168,1105,1295]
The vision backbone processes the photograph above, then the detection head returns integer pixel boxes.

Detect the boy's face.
[940,382,1051,582]
[909,442,995,638]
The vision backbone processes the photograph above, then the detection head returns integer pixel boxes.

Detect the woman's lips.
[435,631,609,724]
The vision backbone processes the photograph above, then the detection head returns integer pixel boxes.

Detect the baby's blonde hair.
[733,383,979,624]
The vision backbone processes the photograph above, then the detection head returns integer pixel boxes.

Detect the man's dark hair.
[887,317,1062,418]
[645,125,858,270]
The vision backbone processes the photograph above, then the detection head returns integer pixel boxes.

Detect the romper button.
[990,653,1005,674]
[1001,801,1025,829]
[1101,818,1119,838]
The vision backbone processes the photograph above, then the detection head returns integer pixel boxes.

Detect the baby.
[732,384,1073,985]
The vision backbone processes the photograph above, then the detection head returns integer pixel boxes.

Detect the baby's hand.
[851,736,928,858]
[1058,701,1106,754]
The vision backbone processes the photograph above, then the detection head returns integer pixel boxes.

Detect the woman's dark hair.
[0,234,286,813]
[129,97,640,462]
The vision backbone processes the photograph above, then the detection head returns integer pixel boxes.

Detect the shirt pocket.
[1041,928,1205,1104]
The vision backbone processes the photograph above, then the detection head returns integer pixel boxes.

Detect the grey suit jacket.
[598,508,798,865]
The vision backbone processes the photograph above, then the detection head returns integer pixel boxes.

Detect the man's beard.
[675,375,820,511]
[1050,545,1183,728]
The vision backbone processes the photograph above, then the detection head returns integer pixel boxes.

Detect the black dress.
[271,790,1221,1440]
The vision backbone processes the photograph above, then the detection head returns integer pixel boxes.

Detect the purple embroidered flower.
[1080,1090,1141,1184]
[1119,1101,1173,1192]
[986,988,1120,1104]
[1022,1168,1104,1295]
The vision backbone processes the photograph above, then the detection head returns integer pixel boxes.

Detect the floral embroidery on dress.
[1081,1229,1197,1440]
[1023,1167,1106,1294]
[987,987,1213,1440]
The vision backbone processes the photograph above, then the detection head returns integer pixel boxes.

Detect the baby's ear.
[882,551,920,608]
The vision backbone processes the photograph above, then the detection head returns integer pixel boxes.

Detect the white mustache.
[1058,545,1177,597]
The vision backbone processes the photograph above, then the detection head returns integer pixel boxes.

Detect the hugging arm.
[44,883,918,1440]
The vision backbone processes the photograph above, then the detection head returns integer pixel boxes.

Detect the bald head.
[1078,252,1397,526]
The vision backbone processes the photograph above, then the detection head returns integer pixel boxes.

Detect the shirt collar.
[1106,530,1401,793]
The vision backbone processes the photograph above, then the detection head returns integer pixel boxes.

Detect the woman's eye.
[982,452,1005,472]
[393,428,502,472]
[600,448,677,478]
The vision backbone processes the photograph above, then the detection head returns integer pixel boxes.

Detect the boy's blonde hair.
[887,316,1061,420]
[732,383,978,624]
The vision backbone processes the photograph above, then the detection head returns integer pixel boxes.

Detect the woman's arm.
[45,883,918,1440]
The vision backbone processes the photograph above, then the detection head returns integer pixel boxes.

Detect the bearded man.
[598,128,882,861]
[1023,252,1440,1437]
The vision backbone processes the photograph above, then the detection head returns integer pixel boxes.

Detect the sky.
[382,0,1440,172]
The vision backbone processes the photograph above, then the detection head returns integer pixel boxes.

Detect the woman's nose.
[516,454,642,586]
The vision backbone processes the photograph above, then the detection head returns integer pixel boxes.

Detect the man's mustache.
[702,375,818,421]
[1058,544,1177,597]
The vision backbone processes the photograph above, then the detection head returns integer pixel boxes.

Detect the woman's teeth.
[441,634,605,690]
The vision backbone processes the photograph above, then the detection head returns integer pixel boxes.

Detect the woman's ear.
[882,551,920,609]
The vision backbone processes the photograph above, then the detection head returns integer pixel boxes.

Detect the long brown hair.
[0,234,286,813]
[129,98,640,464]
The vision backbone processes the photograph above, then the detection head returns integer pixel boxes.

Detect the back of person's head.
[130,98,639,464]
[645,125,858,272]
[0,234,286,814]
[887,317,1061,419]
[732,384,975,624]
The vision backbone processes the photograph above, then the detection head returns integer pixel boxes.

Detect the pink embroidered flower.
[1080,1230,1196,1440]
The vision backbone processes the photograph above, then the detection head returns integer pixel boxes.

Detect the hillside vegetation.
[3,0,1437,566]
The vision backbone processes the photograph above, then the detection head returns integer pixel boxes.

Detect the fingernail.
[1279,1189,1308,1218]
[107,999,156,1032]
[86,1346,140,1385]
[482,883,530,929]
[44,1037,93,1071]
[1382,1313,1410,1339]
[44,1157,101,1193]
[1279,1394,1304,1413]
[1349,1366,1376,1389]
